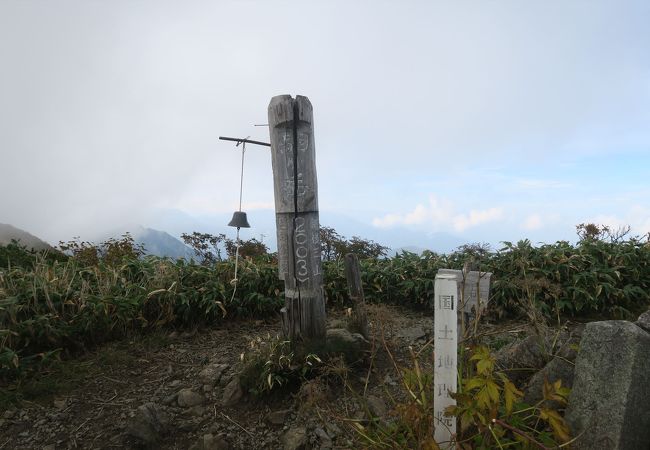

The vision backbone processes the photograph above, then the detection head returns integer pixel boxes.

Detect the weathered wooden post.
[268,95,326,342]
[437,268,492,340]
[344,253,369,339]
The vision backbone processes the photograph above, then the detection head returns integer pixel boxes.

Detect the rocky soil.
[0,305,555,450]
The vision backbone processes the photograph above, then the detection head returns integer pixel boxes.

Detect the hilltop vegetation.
[1,224,649,381]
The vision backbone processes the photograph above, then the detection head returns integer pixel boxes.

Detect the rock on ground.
[325,328,369,362]
[221,376,243,406]
[397,325,427,342]
[199,363,229,386]
[495,327,581,386]
[565,320,650,450]
[177,389,205,407]
[127,402,169,445]
[281,426,308,450]
[265,409,290,426]
[190,433,230,450]
[365,395,388,418]
[523,355,575,405]
[522,327,583,406]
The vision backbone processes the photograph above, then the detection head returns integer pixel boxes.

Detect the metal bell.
[228,211,251,228]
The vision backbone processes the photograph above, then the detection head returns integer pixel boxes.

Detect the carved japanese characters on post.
[434,273,457,448]
[268,95,326,341]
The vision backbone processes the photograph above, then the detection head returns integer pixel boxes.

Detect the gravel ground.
[1,304,459,450]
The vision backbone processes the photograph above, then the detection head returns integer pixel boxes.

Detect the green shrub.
[2,230,650,380]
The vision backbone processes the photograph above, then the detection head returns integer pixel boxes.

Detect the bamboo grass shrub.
[2,227,650,378]
[0,251,283,378]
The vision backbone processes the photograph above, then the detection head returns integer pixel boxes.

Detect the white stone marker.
[433,273,458,448]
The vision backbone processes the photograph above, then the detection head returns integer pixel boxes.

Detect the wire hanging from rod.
[230,141,246,303]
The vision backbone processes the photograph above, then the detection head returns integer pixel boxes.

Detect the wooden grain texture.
[436,268,492,314]
[344,253,369,339]
[268,95,318,214]
[268,95,326,341]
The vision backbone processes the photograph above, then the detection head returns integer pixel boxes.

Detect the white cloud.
[453,208,504,232]
[586,214,627,230]
[629,206,650,236]
[522,214,543,230]
[372,195,503,233]
[584,207,650,237]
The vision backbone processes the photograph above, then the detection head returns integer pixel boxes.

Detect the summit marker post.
[268,95,326,342]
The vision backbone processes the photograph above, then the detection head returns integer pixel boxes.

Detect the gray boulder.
[495,327,581,387]
[190,433,230,450]
[222,376,243,406]
[325,328,369,362]
[522,326,583,405]
[281,426,308,450]
[177,389,205,407]
[365,395,388,418]
[127,403,169,445]
[397,325,427,342]
[199,363,229,386]
[523,355,575,406]
[495,334,553,385]
[565,320,650,450]
[264,409,291,426]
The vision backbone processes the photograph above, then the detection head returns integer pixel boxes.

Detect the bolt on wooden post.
[268,95,326,342]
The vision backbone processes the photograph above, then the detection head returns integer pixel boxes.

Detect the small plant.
[180,231,226,264]
[448,346,571,449]
[349,338,571,449]
[239,335,323,395]
[58,233,145,267]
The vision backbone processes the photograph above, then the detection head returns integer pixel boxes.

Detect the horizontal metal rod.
[219,136,271,147]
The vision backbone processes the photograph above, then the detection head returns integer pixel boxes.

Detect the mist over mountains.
[0,223,55,251]
[143,208,466,255]
[1,223,195,260]
[126,226,196,260]
[2,207,469,260]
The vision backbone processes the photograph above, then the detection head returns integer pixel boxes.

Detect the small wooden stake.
[344,253,369,339]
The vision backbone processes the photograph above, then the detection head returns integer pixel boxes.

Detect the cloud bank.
[372,195,504,233]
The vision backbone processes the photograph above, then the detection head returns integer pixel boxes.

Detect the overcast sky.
[1,0,649,250]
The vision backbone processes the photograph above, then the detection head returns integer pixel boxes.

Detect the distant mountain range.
[2,208,470,260]
[129,226,196,260]
[1,223,196,260]
[144,208,466,255]
[91,225,196,260]
[0,223,55,251]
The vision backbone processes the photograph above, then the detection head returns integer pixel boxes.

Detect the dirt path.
[1,305,452,450]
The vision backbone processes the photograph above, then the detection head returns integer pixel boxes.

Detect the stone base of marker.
[565,320,650,450]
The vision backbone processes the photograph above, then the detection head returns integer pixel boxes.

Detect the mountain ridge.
[0,223,55,251]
